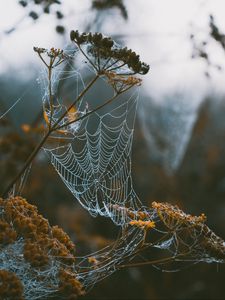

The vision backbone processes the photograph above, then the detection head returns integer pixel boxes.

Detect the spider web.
[36,46,225,292]
[45,83,142,226]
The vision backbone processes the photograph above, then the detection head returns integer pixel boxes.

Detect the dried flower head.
[0,197,84,299]
[33,47,71,68]
[129,220,155,230]
[152,201,225,261]
[70,30,150,75]
[103,70,142,92]
[152,201,207,229]
[0,270,24,300]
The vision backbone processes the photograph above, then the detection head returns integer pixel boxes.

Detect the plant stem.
[55,83,135,131]
[55,91,121,130]
[48,65,54,128]
[117,252,189,270]
[2,75,99,198]
[51,74,99,130]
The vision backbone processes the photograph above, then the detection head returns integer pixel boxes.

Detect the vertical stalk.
[1,75,99,198]
[48,65,53,128]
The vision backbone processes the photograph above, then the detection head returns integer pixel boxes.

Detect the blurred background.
[0,1,225,299]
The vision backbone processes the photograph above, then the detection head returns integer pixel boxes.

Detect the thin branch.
[1,75,99,198]
[105,59,121,70]
[55,84,136,130]
[48,66,54,128]
[117,252,190,270]
[78,44,99,73]
[55,89,125,130]
[108,62,126,72]
[51,74,99,130]
[38,53,48,68]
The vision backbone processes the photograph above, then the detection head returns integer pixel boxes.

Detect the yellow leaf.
[67,106,77,123]
[43,109,50,126]
[21,124,31,133]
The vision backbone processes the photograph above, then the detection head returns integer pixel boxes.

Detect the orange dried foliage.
[23,241,49,268]
[152,201,225,260]
[52,225,76,255]
[152,201,207,229]
[103,70,142,92]
[0,196,85,298]
[58,269,85,299]
[129,220,155,230]
[0,197,76,266]
[111,204,149,221]
[88,256,99,265]
[0,220,17,245]
[0,270,24,300]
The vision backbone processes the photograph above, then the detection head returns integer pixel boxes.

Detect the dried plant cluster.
[0,269,24,300]
[0,197,84,299]
[0,197,224,299]
[70,30,149,75]
[152,202,225,261]
[113,202,225,267]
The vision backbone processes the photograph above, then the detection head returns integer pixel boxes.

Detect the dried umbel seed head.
[34,46,72,68]
[58,269,85,299]
[33,46,47,54]
[152,201,225,262]
[103,70,142,92]
[152,201,207,227]
[23,241,49,268]
[70,30,150,75]
[0,270,24,300]
[0,220,17,245]
[34,47,64,58]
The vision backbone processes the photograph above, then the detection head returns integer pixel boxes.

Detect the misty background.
[1,1,225,299]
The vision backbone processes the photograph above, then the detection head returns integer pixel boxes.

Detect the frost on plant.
[0,197,84,299]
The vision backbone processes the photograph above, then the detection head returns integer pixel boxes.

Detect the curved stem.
[117,251,190,270]
[48,65,54,128]
[2,75,100,198]
[55,91,121,130]
[78,44,99,73]
[55,84,134,131]
[51,74,99,131]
